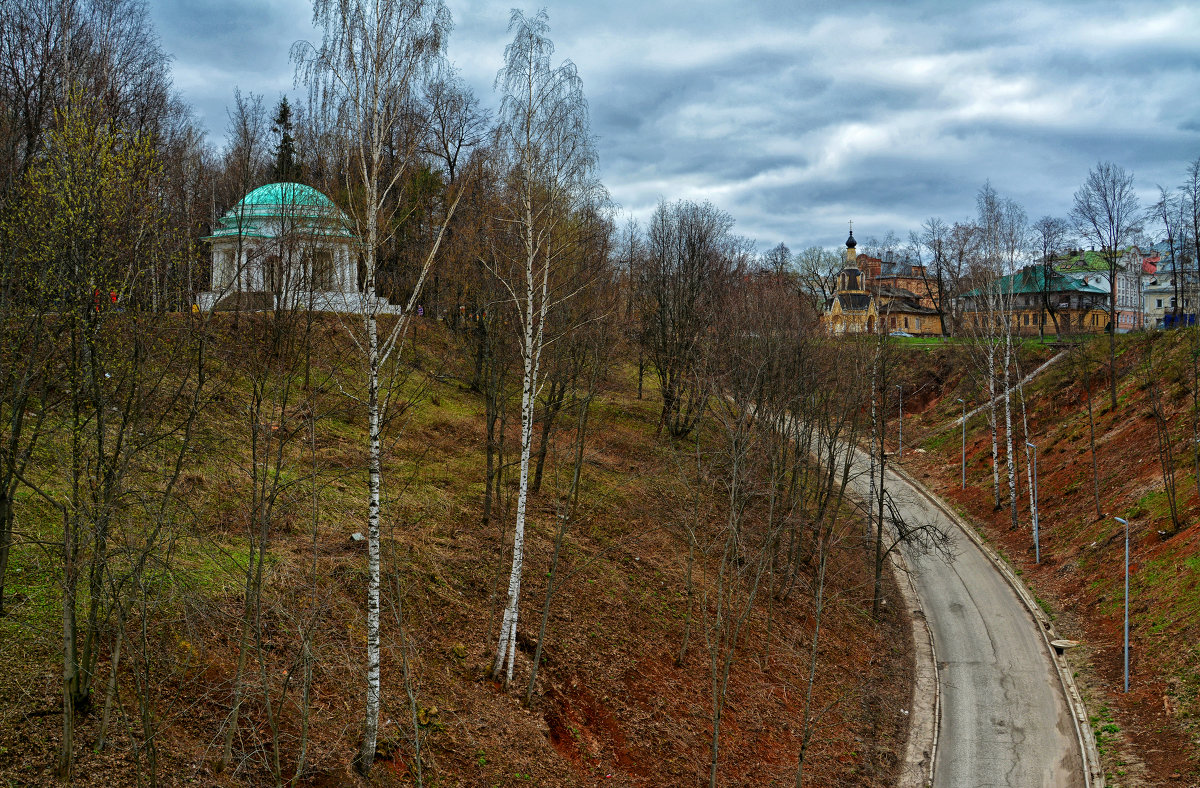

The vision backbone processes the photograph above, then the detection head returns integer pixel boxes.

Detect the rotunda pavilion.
[198,182,396,314]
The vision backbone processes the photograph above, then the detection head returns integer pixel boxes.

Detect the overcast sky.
[149,0,1200,251]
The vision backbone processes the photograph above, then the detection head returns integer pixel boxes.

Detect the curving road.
[845,449,1087,787]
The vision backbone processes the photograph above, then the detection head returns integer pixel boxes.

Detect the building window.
[1157,298,1163,308]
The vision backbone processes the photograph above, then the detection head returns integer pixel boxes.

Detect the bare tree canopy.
[1031,215,1070,337]
[1072,161,1142,408]
[638,199,745,438]
[795,245,841,311]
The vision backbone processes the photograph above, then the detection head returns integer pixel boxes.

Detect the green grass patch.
[1091,704,1121,760]
[923,428,956,452]
[1126,489,1171,521]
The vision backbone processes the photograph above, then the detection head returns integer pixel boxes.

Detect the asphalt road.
[845,450,1086,788]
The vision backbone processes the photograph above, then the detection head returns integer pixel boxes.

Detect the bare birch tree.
[293,0,463,774]
[488,8,600,687]
[971,184,1027,526]
[1180,158,1200,322]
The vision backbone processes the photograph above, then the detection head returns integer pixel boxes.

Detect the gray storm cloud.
[150,0,1200,249]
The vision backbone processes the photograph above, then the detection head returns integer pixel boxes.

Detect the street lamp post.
[1115,516,1130,693]
[897,384,903,458]
[1026,441,1039,564]
[957,398,966,489]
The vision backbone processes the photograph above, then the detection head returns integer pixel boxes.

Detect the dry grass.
[0,315,913,787]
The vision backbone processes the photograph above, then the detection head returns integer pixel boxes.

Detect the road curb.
[889,547,939,788]
[890,462,1106,788]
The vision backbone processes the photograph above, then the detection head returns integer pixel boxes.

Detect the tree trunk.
[873,400,887,619]
[867,353,878,542]
[1191,341,1200,506]
[1019,383,1036,545]
[0,493,11,616]
[98,620,123,751]
[530,379,564,494]
[1108,299,1118,410]
[527,391,593,704]
[1083,354,1101,518]
[59,556,78,781]
[677,532,695,667]
[494,207,550,685]
[221,557,255,771]
[1145,344,1181,533]
[988,343,1001,510]
[482,335,499,528]
[1003,328,1019,529]
[356,313,383,774]
[494,329,537,683]
[794,542,827,787]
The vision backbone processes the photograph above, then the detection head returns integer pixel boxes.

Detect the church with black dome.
[823,227,942,336]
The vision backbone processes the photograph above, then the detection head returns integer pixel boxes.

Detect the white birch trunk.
[987,342,1000,508]
[359,315,382,768]
[357,189,383,771]
[493,342,534,681]
[493,205,550,685]
[1003,325,1018,529]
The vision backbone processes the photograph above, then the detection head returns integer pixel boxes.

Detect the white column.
[343,247,355,292]
[247,247,261,290]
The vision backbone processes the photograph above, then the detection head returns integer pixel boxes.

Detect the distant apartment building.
[1141,241,1199,329]
[1053,248,1143,333]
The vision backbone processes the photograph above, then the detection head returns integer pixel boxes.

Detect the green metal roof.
[204,182,353,242]
[239,182,338,210]
[1056,249,1130,273]
[960,266,1109,298]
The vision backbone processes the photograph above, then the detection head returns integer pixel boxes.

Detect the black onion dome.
[846,230,857,249]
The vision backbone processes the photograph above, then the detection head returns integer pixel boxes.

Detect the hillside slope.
[0,317,913,787]
[898,332,1200,786]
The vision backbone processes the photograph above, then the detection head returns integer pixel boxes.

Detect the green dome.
[205,182,353,241]
[238,182,338,210]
